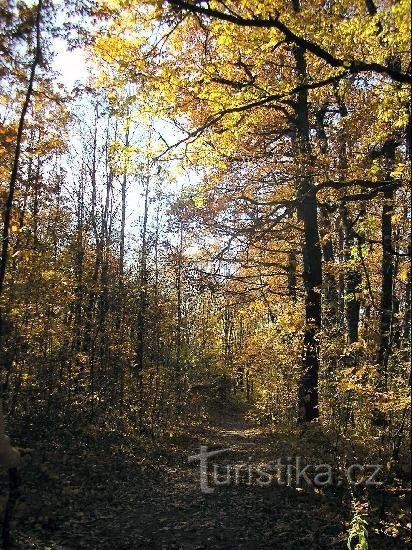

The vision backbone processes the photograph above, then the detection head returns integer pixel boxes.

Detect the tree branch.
[155,72,350,159]
[315,179,401,192]
[166,0,411,84]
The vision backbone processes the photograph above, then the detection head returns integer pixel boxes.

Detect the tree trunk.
[287,250,297,300]
[119,126,129,279]
[341,206,362,344]
[378,144,396,386]
[291,8,322,421]
[135,174,150,372]
[0,0,43,312]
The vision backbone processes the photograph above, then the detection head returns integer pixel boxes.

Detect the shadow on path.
[11,409,409,549]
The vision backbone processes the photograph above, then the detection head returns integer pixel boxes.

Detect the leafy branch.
[166,0,411,84]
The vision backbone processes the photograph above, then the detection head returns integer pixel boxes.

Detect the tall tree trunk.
[32,156,41,250]
[341,206,362,345]
[135,174,150,372]
[378,143,397,387]
[84,101,100,367]
[335,90,363,346]
[287,250,297,301]
[0,0,42,305]
[402,253,411,362]
[152,195,162,369]
[314,106,340,333]
[175,221,184,372]
[319,205,340,333]
[119,126,129,279]
[0,0,42,410]
[292,1,322,422]
[71,163,86,358]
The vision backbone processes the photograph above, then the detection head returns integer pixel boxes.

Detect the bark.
[98,120,115,345]
[0,0,42,304]
[223,304,234,370]
[32,156,41,249]
[175,221,184,370]
[287,250,297,300]
[377,143,397,386]
[341,206,362,344]
[319,206,340,335]
[292,6,322,421]
[402,257,411,361]
[314,105,340,331]
[71,164,86,357]
[119,126,129,278]
[334,89,363,345]
[152,196,162,369]
[135,175,150,372]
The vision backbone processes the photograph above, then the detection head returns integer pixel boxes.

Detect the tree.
[91,0,409,422]
[0,0,43,309]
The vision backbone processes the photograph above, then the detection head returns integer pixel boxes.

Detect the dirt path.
[123,413,345,549]
[10,409,409,549]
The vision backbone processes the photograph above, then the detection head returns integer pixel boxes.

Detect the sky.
[52,39,89,90]
[49,35,198,255]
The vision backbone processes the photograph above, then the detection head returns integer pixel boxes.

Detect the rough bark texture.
[292,1,322,422]
[378,156,396,386]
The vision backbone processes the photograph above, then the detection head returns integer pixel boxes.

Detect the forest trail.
[0,0,410,547]
[11,407,355,550]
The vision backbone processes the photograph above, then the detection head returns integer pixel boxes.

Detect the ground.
[2,405,411,549]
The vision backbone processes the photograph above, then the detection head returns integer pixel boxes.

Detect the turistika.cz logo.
[188,446,383,494]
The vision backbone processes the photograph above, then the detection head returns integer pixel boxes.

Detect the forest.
[0,0,411,548]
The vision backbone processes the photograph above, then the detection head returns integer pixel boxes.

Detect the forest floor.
[3,403,411,549]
